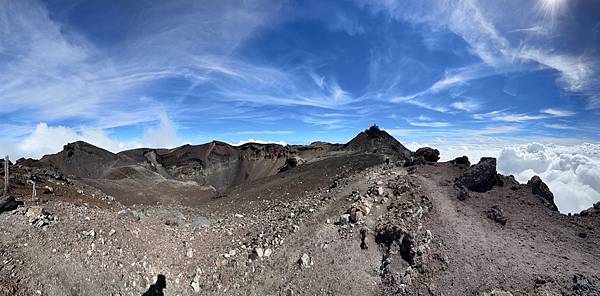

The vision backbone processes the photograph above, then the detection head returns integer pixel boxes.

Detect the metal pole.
[3,155,8,195]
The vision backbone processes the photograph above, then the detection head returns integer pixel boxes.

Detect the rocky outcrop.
[0,195,19,214]
[413,147,440,162]
[450,156,470,167]
[344,125,412,159]
[455,158,498,192]
[278,156,306,173]
[527,176,558,211]
[579,202,600,217]
[486,206,507,226]
[40,141,118,178]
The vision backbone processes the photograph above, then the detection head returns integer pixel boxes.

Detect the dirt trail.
[412,163,600,295]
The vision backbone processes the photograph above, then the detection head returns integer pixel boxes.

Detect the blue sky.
[1,0,600,159]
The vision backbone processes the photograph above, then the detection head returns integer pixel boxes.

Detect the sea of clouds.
[425,142,600,214]
[497,143,600,214]
[406,141,600,213]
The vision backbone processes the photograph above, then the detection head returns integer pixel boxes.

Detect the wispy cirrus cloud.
[541,108,576,117]
[451,99,480,112]
[362,0,600,109]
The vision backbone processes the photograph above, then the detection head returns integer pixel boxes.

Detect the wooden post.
[3,155,8,195]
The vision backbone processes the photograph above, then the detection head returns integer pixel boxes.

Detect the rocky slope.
[0,127,599,295]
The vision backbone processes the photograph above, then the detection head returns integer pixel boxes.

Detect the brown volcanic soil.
[1,130,599,295]
[409,162,600,295]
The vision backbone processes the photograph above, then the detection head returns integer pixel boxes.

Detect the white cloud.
[393,96,449,113]
[405,137,600,214]
[406,120,450,128]
[141,112,186,149]
[364,0,600,108]
[474,110,547,122]
[498,142,600,213]
[544,123,578,130]
[541,108,575,117]
[451,100,480,112]
[492,113,548,122]
[0,113,185,159]
[471,125,521,135]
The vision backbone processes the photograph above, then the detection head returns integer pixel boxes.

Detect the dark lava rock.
[450,156,470,167]
[455,185,469,201]
[455,157,498,192]
[400,232,416,265]
[486,206,507,226]
[579,202,600,217]
[404,155,426,167]
[413,147,440,162]
[527,176,558,211]
[0,195,19,214]
[0,158,13,168]
[573,273,600,296]
[278,156,305,173]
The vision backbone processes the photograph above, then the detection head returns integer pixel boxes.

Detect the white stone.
[263,248,272,257]
[255,248,264,258]
[339,214,350,225]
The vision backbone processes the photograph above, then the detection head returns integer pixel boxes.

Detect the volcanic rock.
[486,206,507,226]
[450,156,470,167]
[413,147,440,162]
[579,202,600,216]
[117,209,144,221]
[298,253,312,268]
[279,156,306,172]
[455,157,498,192]
[572,273,600,296]
[0,195,19,214]
[338,214,351,225]
[527,176,558,211]
[404,155,426,167]
[344,125,412,159]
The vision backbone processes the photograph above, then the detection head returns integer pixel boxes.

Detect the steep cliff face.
[159,141,291,191]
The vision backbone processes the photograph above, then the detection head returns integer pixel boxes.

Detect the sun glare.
[537,0,567,19]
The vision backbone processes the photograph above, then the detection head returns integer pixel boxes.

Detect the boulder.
[338,214,351,225]
[298,253,312,269]
[456,187,469,201]
[279,156,306,172]
[450,156,470,167]
[413,147,440,162]
[527,176,558,211]
[579,202,600,216]
[117,209,144,221]
[486,206,507,226]
[0,195,19,214]
[455,157,498,192]
[349,208,364,223]
[400,233,416,265]
[404,155,426,167]
[25,206,46,218]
